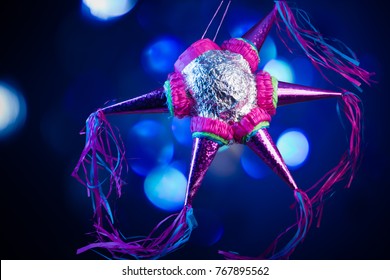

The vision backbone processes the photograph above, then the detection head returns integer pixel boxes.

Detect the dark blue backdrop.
[1,0,389,260]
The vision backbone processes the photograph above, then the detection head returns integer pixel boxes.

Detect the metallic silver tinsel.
[181,50,257,123]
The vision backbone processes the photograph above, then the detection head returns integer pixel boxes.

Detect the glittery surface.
[247,129,297,190]
[277,81,342,106]
[243,7,277,51]
[101,87,168,115]
[182,50,257,123]
[185,138,220,206]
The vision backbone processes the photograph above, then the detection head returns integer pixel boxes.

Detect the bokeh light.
[209,145,243,177]
[82,0,137,21]
[144,165,187,211]
[258,37,277,68]
[142,36,185,75]
[276,129,310,168]
[240,146,270,179]
[263,58,294,83]
[191,208,224,246]
[291,57,316,86]
[169,160,188,176]
[171,117,192,147]
[229,21,256,38]
[0,82,27,140]
[127,119,174,176]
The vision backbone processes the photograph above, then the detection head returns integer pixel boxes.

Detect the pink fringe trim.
[168,72,194,118]
[221,38,259,72]
[174,38,220,72]
[308,93,362,226]
[233,108,271,143]
[191,116,233,141]
[256,71,277,116]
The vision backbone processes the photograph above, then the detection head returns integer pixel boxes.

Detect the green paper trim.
[242,121,270,143]
[271,76,278,109]
[236,37,260,57]
[192,132,228,146]
[164,80,174,116]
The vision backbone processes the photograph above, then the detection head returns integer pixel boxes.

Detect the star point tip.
[100,87,168,115]
[246,129,298,191]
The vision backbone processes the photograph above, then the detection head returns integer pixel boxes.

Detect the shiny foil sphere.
[182,50,257,123]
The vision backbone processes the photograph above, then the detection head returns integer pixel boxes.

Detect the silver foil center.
[181,50,257,123]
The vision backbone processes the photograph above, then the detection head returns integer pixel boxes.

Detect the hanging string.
[201,0,232,41]
[201,0,225,39]
[213,0,232,42]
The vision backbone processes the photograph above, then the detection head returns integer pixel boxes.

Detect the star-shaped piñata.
[73,1,372,260]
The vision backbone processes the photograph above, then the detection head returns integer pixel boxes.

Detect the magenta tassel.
[75,136,222,259]
[275,1,373,90]
[72,110,196,259]
[77,206,197,259]
[72,110,126,224]
[308,93,362,226]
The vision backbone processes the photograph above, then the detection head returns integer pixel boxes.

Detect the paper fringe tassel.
[77,206,197,260]
[73,110,197,259]
[274,1,373,91]
[308,92,362,226]
[72,110,126,224]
